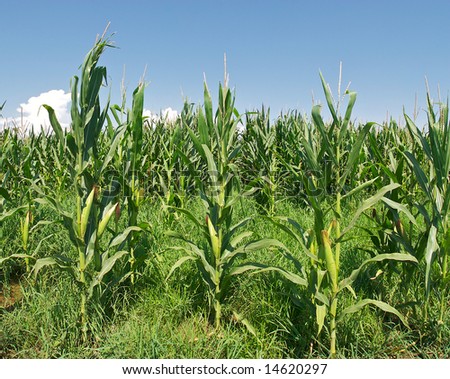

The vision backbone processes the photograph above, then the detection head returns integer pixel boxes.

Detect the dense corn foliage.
[1,33,449,358]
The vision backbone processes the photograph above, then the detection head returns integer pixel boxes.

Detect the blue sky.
[2,0,450,128]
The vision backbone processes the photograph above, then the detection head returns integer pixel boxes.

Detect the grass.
[1,197,449,358]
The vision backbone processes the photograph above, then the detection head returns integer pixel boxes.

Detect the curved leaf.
[340,183,401,238]
[0,205,28,222]
[0,254,34,266]
[88,250,128,297]
[231,262,308,287]
[338,299,409,327]
[381,197,418,227]
[109,226,143,249]
[339,253,418,290]
[166,255,195,280]
[42,104,64,146]
[32,255,76,281]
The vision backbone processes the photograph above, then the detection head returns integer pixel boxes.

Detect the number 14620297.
[264,363,327,375]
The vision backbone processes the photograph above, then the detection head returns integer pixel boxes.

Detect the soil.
[0,279,23,309]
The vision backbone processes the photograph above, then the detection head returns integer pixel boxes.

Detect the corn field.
[1,34,449,358]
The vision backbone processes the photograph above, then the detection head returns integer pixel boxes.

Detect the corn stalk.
[108,81,148,285]
[403,94,450,326]
[33,31,139,342]
[241,107,283,215]
[168,81,281,329]
[239,74,418,357]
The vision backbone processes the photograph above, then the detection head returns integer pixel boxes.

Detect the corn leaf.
[339,253,418,291]
[338,299,409,327]
[424,225,439,298]
[340,183,401,238]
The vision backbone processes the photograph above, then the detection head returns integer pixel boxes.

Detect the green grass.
[1,197,449,358]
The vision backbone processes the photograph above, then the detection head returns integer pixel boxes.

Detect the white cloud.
[143,107,178,125]
[161,107,178,122]
[4,91,179,135]
[14,90,71,133]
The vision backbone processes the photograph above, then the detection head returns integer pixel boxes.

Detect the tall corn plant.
[1,129,36,203]
[303,75,418,356]
[242,75,418,357]
[273,111,310,203]
[362,121,424,290]
[108,81,148,284]
[0,128,54,273]
[150,114,190,217]
[0,199,54,277]
[403,94,450,325]
[241,107,284,215]
[167,81,280,329]
[33,33,133,341]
